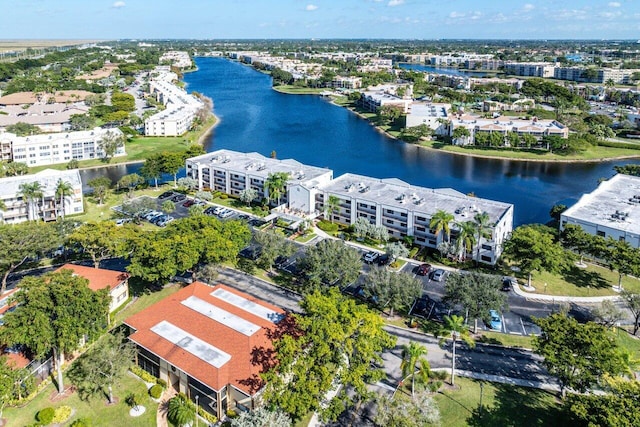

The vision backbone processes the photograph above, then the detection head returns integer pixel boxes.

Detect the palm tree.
[264,172,289,206]
[167,393,195,427]
[455,221,476,261]
[472,212,493,265]
[437,315,475,386]
[400,341,430,398]
[430,210,454,244]
[18,181,43,221]
[55,179,74,219]
[325,195,340,222]
[0,199,5,223]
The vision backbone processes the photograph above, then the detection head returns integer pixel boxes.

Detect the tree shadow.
[561,265,610,289]
[465,381,567,427]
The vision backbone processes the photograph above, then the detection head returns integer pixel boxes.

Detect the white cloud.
[112,1,125,8]
[306,4,318,11]
[608,2,621,7]
[388,0,404,6]
[523,3,535,11]
[449,11,465,18]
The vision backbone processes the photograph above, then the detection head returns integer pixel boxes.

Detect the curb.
[512,283,620,304]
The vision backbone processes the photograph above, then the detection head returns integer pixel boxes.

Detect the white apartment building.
[185,150,334,213]
[144,71,203,137]
[359,84,413,113]
[0,169,83,224]
[0,103,90,133]
[450,115,568,145]
[159,51,193,69]
[0,127,125,167]
[561,174,640,249]
[317,173,513,265]
[331,76,363,89]
[503,62,556,78]
[405,102,450,135]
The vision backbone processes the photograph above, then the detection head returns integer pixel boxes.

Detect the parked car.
[173,271,195,284]
[377,254,393,266]
[501,276,516,292]
[362,251,379,264]
[157,216,175,227]
[158,191,174,200]
[171,194,186,202]
[182,199,196,208]
[417,263,432,276]
[489,309,502,331]
[204,206,216,215]
[213,206,224,215]
[431,269,446,282]
[219,209,234,219]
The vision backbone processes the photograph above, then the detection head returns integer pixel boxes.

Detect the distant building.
[0,127,125,167]
[359,84,413,113]
[124,283,284,418]
[561,174,640,248]
[159,51,193,69]
[503,62,555,78]
[0,169,83,223]
[55,264,130,313]
[330,76,362,89]
[405,102,450,135]
[0,90,94,107]
[450,115,568,146]
[0,103,90,133]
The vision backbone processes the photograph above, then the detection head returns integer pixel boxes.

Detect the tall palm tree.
[18,181,43,221]
[55,179,74,219]
[430,210,454,244]
[473,212,493,265]
[455,221,477,261]
[325,195,340,222]
[167,393,195,427]
[437,315,475,386]
[264,172,289,206]
[400,341,430,398]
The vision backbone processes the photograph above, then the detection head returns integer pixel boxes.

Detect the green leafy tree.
[177,177,198,192]
[4,162,28,176]
[263,288,396,421]
[239,188,258,206]
[502,225,567,287]
[385,241,409,260]
[117,173,144,198]
[18,181,43,221]
[264,172,290,206]
[566,375,640,427]
[160,152,184,187]
[55,179,74,219]
[430,210,454,244]
[254,230,296,273]
[621,291,640,336]
[325,195,340,222]
[591,300,624,328]
[452,126,471,142]
[69,221,130,268]
[561,224,593,266]
[472,212,492,264]
[436,314,474,385]
[0,356,32,416]
[110,92,135,112]
[68,332,136,404]
[194,190,212,202]
[1,270,110,393]
[534,313,627,397]
[0,221,59,294]
[69,114,94,131]
[377,105,402,126]
[98,130,125,162]
[167,393,195,427]
[442,272,507,333]
[87,177,112,205]
[161,200,175,214]
[364,267,421,317]
[139,154,164,189]
[353,217,370,239]
[299,239,362,289]
[230,407,292,427]
[5,122,41,137]
[605,239,640,291]
[374,392,440,427]
[400,341,430,398]
[614,164,640,177]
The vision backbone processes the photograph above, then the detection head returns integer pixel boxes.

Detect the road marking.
[520,317,527,335]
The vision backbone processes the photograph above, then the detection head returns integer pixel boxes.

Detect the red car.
[182,199,195,207]
[417,263,432,276]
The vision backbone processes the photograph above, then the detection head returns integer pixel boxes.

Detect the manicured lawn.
[434,377,563,427]
[420,140,640,161]
[73,186,171,223]
[295,232,317,243]
[525,263,640,297]
[476,331,534,349]
[293,411,314,427]
[112,281,181,327]
[272,85,327,95]
[615,327,640,360]
[3,372,158,427]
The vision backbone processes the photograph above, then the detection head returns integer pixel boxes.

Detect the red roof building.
[124,282,284,418]
[55,264,129,313]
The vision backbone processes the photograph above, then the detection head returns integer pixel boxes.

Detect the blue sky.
[2,0,639,40]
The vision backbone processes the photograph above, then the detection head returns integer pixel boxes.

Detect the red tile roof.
[124,283,283,396]
[56,264,129,292]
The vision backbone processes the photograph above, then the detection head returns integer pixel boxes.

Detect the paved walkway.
[429,368,561,393]
[156,387,176,427]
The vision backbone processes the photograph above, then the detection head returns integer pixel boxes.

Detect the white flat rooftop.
[151,320,231,368]
[563,174,640,234]
[181,295,260,336]
[211,288,284,323]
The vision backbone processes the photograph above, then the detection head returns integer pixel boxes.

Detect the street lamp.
[195,395,199,427]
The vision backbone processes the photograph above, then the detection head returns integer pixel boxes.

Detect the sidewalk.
[511,283,619,304]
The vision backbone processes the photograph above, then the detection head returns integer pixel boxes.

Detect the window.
[597,231,605,237]
[481,244,492,250]
[619,236,625,242]
[481,255,492,262]
[400,212,407,217]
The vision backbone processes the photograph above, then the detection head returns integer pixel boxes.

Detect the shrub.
[220,194,228,199]
[130,365,157,383]
[427,380,443,393]
[36,407,55,425]
[156,378,167,388]
[52,406,73,424]
[196,406,217,424]
[226,409,238,418]
[70,419,92,427]
[149,384,163,399]
[317,220,338,233]
[430,370,448,381]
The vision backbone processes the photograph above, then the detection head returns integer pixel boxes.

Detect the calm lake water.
[81,57,640,226]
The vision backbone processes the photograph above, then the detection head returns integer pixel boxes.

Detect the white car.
[432,269,446,282]
[219,209,234,219]
[213,206,224,215]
